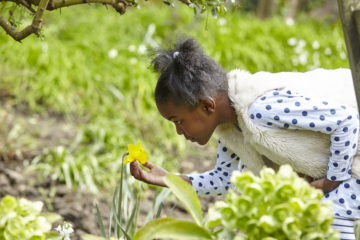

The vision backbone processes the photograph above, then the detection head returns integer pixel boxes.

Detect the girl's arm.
[130,139,244,196]
[248,88,359,193]
[184,139,244,196]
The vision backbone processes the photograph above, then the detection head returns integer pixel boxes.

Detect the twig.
[0,0,49,41]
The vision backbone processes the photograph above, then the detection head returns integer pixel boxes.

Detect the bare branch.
[0,0,48,41]
[48,0,131,14]
[0,15,35,41]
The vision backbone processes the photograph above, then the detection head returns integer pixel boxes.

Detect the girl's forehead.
[157,101,194,118]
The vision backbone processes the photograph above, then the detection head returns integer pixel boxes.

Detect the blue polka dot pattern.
[186,140,244,197]
[247,87,359,186]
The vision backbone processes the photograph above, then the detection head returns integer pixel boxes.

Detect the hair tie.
[173,51,179,58]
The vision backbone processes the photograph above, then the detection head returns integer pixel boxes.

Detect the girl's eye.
[174,120,182,125]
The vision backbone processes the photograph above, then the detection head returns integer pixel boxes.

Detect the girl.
[130,37,360,239]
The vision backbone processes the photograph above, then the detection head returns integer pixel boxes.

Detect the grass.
[0,2,349,191]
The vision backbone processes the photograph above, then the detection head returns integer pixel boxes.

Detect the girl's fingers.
[143,161,154,169]
[130,161,143,179]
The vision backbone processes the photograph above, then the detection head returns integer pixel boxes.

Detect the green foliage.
[0,3,349,192]
[355,220,360,240]
[206,165,340,240]
[163,174,203,225]
[132,174,212,240]
[0,195,62,240]
[132,217,212,240]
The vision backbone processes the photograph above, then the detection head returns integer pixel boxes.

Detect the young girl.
[130,37,360,239]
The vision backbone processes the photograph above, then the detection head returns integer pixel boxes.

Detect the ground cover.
[0,2,350,238]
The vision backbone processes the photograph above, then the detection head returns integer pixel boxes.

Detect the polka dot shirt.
[186,139,244,196]
[248,88,360,218]
[186,87,359,218]
[248,88,359,182]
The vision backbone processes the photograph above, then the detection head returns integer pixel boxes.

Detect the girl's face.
[156,100,218,145]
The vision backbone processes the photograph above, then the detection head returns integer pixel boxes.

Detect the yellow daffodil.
[123,140,148,164]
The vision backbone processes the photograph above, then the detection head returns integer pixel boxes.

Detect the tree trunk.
[337,0,360,114]
[256,0,277,19]
[310,0,339,20]
[287,0,300,19]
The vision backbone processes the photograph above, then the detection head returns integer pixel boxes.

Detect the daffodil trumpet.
[122,140,148,164]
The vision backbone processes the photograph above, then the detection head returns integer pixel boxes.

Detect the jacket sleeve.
[186,139,245,196]
[248,88,359,181]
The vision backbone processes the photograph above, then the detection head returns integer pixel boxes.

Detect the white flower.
[217,18,227,26]
[292,58,299,66]
[340,51,347,59]
[312,41,320,50]
[298,52,308,65]
[108,49,118,59]
[287,37,297,46]
[130,57,138,65]
[128,45,136,52]
[138,44,147,54]
[298,39,306,48]
[42,43,48,52]
[312,51,320,67]
[294,40,306,54]
[324,47,332,55]
[55,222,74,240]
[336,41,343,51]
[285,18,295,26]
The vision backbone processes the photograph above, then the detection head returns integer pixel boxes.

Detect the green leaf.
[41,213,62,224]
[95,204,106,238]
[132,218,212,240]
[81,234,117,240]
[355,220,360,240]
[163,174,203,225]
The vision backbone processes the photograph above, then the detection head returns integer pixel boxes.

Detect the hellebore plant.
[206,165,340,240]
[0,195,62,240]
[122,140,148,165]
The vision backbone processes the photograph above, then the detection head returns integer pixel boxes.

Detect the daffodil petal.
[128,143,137,152]
[123,156,134,164]
[126,140,148,164]
[138,151,148,164]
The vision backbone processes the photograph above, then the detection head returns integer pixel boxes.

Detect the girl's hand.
[130,161,169,187]
[310,177,342,194]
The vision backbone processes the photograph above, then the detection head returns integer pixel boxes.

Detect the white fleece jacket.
[215,68,360,179]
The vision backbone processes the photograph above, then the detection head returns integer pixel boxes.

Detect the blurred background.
[0,0,350,238]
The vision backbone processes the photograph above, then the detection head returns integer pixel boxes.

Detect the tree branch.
[48,0,130,14]
[0,0,49,41]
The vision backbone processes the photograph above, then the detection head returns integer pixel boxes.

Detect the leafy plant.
[82,153,171,240]
[0,195,62,240]
[207,165,340,240]
[132,174,212,240]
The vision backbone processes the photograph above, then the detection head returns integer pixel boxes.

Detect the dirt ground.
[0,98,221,239]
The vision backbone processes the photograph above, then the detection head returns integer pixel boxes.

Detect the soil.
[0,99,221,240]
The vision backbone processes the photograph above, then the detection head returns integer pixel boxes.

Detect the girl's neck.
[215,93,238,124]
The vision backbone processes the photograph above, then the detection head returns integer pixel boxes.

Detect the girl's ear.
[201,98,215,114]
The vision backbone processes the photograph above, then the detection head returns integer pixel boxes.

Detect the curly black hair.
[151,37,228,107]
